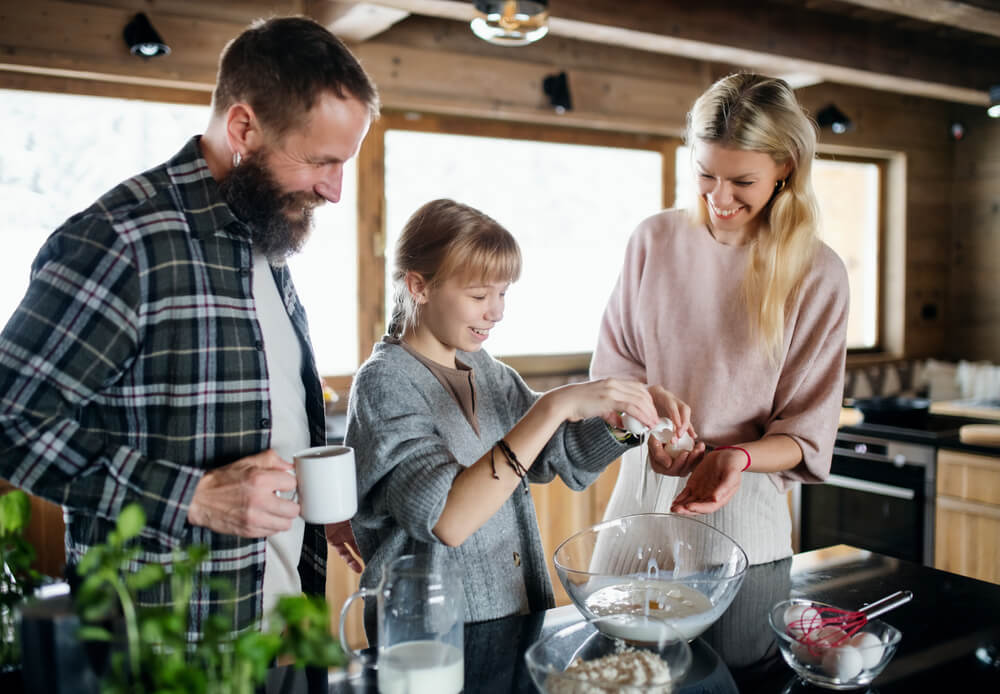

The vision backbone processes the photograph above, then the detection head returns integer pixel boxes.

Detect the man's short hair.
[212,16,380,139]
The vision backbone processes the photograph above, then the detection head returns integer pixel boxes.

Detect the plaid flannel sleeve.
[0,213,202,544]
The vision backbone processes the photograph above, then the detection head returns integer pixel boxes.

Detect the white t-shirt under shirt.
[253,253,311,620]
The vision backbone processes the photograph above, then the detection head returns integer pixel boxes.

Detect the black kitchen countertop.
[268,545,1000,693]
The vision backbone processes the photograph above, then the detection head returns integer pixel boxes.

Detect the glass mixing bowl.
[553,513,749,641]
[525,615,692,693]
[768,598,902,690]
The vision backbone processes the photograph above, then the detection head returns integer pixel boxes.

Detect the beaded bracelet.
[715,445,752,471]
[496,438,530,493]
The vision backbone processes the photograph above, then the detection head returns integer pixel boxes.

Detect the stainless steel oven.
[799,431,936,564]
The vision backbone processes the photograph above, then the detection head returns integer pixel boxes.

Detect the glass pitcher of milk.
[340,554,465,694]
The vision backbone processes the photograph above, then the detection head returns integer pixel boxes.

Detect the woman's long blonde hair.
[684,73,820,361]
[387,199,522,339]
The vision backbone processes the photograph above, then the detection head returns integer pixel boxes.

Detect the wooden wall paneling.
[0,1,244,91]
[372,14,713,86]
[77,0,301,24]
[949,105,1000,362]
[351,41,702,136]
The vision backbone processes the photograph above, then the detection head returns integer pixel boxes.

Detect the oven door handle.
[825,474,916,500]
[832,447,924,468]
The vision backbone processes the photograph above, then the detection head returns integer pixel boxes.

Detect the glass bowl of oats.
[525,615,693,693]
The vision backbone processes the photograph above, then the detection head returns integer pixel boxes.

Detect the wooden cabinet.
[326,460,622,648]
[935,449,1000,584]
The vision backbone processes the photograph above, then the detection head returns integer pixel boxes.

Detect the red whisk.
[786,590,913,653]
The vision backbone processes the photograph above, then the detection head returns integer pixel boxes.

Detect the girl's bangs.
[439,233,522,287]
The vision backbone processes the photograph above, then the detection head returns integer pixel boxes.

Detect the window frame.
[814,151,889,356]
[352,110,680,382]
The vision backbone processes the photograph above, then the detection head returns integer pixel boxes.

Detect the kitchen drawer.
[937,449,1000,506]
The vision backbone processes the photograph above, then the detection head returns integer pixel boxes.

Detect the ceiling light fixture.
[471,0,549,46]
[988,86,1000,118]
[816,104,854,134]
[123,13,171,58]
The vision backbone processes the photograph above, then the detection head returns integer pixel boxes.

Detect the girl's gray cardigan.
[345,339,633,638]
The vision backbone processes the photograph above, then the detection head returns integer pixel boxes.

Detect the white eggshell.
[791,640,821,666]
[663,431,695,454]
[822,645,864,681]
[650,417,675,436]
[784,604,822,637]
[849,631,884,669]
[621,413,648,436]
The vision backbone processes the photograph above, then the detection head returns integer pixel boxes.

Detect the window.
[675,147,882,350]
[0,89,357,375]
[380,115,668,365]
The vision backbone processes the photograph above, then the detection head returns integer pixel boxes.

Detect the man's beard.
[218,153,323,263]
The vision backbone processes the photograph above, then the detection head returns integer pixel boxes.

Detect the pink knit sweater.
[592,209,848,563]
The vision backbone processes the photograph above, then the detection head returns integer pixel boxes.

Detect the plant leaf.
[0,489,30,534]
[116,504,146,541]
[125,563,166,591]
[76,624,113,642]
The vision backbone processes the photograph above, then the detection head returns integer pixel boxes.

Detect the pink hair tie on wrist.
[715,445,751,471]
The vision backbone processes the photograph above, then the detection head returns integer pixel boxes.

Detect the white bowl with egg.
[553,513,749,642]
[768,598,902,690]
[525,615,693,693]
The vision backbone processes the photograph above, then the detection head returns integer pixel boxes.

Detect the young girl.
[592,73,849,565]
[344,198,686,635]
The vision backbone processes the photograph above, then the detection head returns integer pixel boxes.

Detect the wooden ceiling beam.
[305,1,410,41]
[835,0,1000,40]
[338,0,995,105]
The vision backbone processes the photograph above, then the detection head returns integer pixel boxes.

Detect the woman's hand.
[669,448,747,515]
[325,520,363,573]
[547,378,659,429]
[648,437,707,477]
[648,384,696,441]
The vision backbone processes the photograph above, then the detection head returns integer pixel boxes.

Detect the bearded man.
[0,16,378,636]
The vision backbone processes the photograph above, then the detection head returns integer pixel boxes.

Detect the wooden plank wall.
[949,106,1000,362]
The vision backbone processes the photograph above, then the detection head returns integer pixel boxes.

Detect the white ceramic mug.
[292,445,357,524]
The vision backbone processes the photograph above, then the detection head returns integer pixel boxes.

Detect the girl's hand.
[648,438,707,477]
[325,520,363,573]
[548,378,658,429]
[669,448,747,515]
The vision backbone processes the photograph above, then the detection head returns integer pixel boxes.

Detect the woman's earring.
[232,151,242,168]
[774,178,786,193]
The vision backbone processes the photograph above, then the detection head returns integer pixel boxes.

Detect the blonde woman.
[592,74,849,565]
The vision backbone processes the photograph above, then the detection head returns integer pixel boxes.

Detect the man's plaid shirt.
[0,137,328,636]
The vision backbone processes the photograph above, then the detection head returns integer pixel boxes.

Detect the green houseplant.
[73,503,346,694]
[0,489,39,671]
